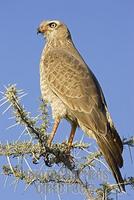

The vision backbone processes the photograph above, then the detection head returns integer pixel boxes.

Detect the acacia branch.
[0,85,134,200]
[2,165,94,200]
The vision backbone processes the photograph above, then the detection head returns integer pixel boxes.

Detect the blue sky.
[0,0,134,199]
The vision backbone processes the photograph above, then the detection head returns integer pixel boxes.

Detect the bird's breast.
[40,55,76,122]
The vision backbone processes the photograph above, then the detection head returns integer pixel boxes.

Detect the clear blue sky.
[0,0,134,199]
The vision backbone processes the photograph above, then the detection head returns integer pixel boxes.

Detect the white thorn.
[75,134,85,157]
[3,85,8,90]
[7,156,15,175]
[24,179,35,191]
[18,93,28,99]
[95,158,110,171]
[6,122,20,130]
[90,165,97,173]
[17,89,24,93]
[8,116,16,120]
[13,179,19,192]
[17,157,20,165]
[2,104,12,114]
[39,162,45,171]
[4,176,9,188]
[81,147,93,155]
[32,114,41,120]
[45,193,47,200]
[0,99,9,107]
[6,140,10,147]
[18,91,25,95]
[57,191,62,200]
[24,157,33,172]
[0,96,7,102]
[16,128,26,142]
[25,127,33,140]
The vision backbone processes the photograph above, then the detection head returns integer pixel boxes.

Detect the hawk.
[37,20,125,192]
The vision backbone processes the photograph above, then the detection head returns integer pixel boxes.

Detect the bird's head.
[37,20,71,41]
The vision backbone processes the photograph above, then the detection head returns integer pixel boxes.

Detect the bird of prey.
[37,20,125,192]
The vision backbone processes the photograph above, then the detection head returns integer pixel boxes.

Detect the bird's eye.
[49,22,57,28]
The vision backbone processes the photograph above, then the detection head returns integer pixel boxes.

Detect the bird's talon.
[65,145,72,154]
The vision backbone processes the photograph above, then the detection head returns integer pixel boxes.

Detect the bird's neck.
[44,37,77,54]
[42,37,85,65]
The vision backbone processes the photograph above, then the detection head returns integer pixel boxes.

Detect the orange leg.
[67,123,77,151]
[47,119,60,147]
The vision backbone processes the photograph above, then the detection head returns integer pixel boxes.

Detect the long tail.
[95,128,125,192]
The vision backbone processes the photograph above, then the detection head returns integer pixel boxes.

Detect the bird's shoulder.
[43,48,97,86]
[43,48,88,74]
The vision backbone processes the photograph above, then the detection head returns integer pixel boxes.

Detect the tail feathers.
[109,125,123,155]
[95,133,125,192]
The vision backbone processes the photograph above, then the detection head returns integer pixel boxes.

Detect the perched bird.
[37,20,125,192]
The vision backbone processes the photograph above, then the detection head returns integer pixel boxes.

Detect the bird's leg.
[67,123,77,151]
[47,118,60,147]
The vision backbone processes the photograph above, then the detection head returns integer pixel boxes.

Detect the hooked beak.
[37,27,41,35]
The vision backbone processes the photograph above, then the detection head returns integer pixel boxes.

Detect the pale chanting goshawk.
[37,20,125,192]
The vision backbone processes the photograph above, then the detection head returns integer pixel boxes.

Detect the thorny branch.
[0,141,89,157]
[1,85,83,170]
[2,165,134,199]
[0,85,134,200]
